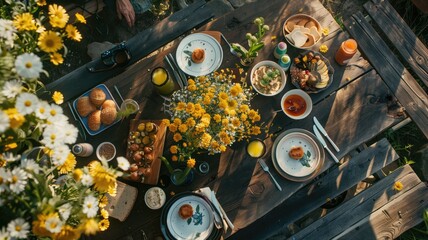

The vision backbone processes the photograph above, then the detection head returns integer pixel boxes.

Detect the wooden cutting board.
[126,119,167,185]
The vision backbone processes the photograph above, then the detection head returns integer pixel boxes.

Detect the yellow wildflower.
[221,118,229,127]
[58,152,76,174]
[176,102,186,111]
[251,126,261,135]
[38,31,63,53]
[394,181,403,191]
[186,158,196,168]
[49,4,68,20]
[99,195,109,208]
[80,219,98,235]
[55,225,81,240]
[239,104,250,113]
[4,143,18,151]
[13,13,37,31]
[98,219,110,231]
[52,91,64,104]
[50,52,64,65]
[5,108,25,129]
[88,161,118,196]
[173,118,182,126]
[322,28,329,36]
[75,13,86,24]
[173,133,182,142]
[168,124,177,133]
[188,84,197,91]
[319,44,329,53]
[230,84,243,96]
[200,133,212,148]
[232,117,241,127]
[187,79,195,85]
[72,169,83,181]
[213,114,221,123]
[162,119,170,126]
[65,24,82,41]
[218,100,227,109]
[240,113,248,121]
[36,0,47,6]
[170,145,178,154]
[178,124,188,133]
[186,103,195,114]
[50,15,68,29]
[219,92,228,100]
[171,155,178,161]
[32,214,51,238]
[186,118,196,127]
[100,208,109,219]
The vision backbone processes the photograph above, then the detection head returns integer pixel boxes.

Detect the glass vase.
[170,169,194,186]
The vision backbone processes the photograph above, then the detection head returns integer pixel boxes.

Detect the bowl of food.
[145,187,166,210]
[290,51,334,93]
[96,142,116,162]
[283,14,323,49]
[250,60,287,96]
[281,89,312,120]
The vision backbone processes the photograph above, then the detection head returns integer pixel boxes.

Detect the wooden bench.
[344,0,428,139]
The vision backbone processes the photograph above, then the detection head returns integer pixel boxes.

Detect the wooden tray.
[126,119,167,185]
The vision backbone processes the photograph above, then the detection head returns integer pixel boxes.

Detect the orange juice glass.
[151,67,175,96]
[335,39,358,65]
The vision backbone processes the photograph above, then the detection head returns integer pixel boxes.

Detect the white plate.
[274,130,322,178]
[176,33,223,77]
[166,195,214,240]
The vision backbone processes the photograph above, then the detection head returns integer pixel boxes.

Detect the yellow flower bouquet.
[0,1,127,239]
[161,69,263,183]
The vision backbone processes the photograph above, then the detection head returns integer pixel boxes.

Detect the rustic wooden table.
[63,0,407,239]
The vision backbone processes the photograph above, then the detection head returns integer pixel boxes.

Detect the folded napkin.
[194,187,234,231]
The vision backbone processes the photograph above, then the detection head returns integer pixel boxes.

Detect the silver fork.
[258,159,282,191]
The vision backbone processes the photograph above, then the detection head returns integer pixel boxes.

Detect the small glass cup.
[151,67,176,96]
[198,162,210,175]
[246,139,266,158]
[120,99,139,114]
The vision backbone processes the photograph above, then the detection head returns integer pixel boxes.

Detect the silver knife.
[168,53,188,86]
[164,55,184,89]
[313,117,340,152]
[211,191,235,230]
[313,125,340,165]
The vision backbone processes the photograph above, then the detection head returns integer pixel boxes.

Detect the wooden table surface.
[63,0,406,239]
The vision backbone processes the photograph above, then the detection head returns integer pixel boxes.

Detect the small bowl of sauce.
[246,139,266,158]
[281,89,312,120]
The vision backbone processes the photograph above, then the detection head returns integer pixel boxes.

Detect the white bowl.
[280,89,313,120]
[250,60,287,96]
[96,142,116,162]
[144,187,166,210]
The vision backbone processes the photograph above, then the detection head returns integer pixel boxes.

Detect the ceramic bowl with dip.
[145,187,166,210]
[96,142,116,161]
[281,89,312,120]
[250,60,287,96]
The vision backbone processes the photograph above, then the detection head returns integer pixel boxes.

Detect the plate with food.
[176,33,223,77]
[283,14,323,49]
[290,51,334,93]
[250,60,287,96]
[160,192,222,240]
[272,128,325,182]
[73,84,120,136]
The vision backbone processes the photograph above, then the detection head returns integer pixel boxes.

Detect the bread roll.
[179,204,193,219]
[89,88,106,107]
[101,107,117,125]
[76,96,96,117]
[88,110,101,131]
[191,48,205,63]
[289,146,304,160]
[102,99,116,109]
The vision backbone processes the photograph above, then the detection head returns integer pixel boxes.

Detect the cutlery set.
[164,53,187,89]
[312,116,341,165]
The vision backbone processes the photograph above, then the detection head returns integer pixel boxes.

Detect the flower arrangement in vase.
[160,69,263,184]
[231,17,270,66]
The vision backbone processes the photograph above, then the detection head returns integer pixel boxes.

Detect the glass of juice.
[246,139,266,158]
[120,99,139,114]
[151,67,176,96]
[335,39,358,65]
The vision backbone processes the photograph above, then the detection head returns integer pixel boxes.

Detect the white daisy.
[117,157,130,171]
[46,103,64,122]
[15,53,43,79]
[7,218,30,239]
[45,214,63,233]
[35,101,50,120]
[83,195,99,218]
[0,19,16,48]
[0,168,11,193]
[1,80,22,99]
[81,173,93,186]
[21,159,40,174]
[3,152,20,162]
[58,203,72,221]
[50,145,70,166]
[8,168,28,193]
[0,111,9,133]
[62,122,78,144]
[0,226,9,240]
[15,92,39,115]
[41,125,65,149]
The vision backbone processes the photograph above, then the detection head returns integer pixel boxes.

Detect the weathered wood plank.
[345,12,428,139]
[290,165,426,239]
[225,69,404,237]
[364,0,428,87]
[231,138,399,240]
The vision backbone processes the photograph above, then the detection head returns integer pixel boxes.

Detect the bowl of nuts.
[96,142,116,162]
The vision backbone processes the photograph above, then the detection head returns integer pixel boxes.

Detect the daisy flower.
[2,152,20,162]
[49,15,68,29]
[35,101,50,119]
[0,19,16,48]
[52,91,64,104]
[49,4,68,18]
[57,152,76,174]
[7,218,30,239]
[15,92,39,115]
[8,168,28,193]
[0,111,9,133]
[81,173,93,186]
[58,203,72,221]
[15,53,43,78]
[1,80,22,98]
[45,214,63,233]
[394,181,403,191]
[46,103,64,121]
[75,13,86,24]
[62,123,78,144]
[0,168,11,193]
[21,159,40,175]
[36,0,47,6]
[12,13,37,31]
[0,226,8,239]
[38,30,63,53]
[117,157,130,171]
[50,52,64,65]
[50,145,70,166]
[65,24,82,42]
[5,108,25,129]
[83,195,99,218]
[98,219,110,231]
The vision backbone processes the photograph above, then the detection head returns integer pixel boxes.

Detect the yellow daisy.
[173,133,182,142]
[38,31,63,53]
[213,114,221,123]
[168,124,177,133]
[57,152,76,174]
[176,102,186,111]
[13,13,37,31]
[178,124,188,133]
[99,195,109,208]
[52,91,64,104]
[319,45,329,53]
[219,92,228,100]
[394,181,403,191]
[100,209,109,219]
[187,158,196,168]
[88,161,117,196]
[65,24,82,41]
[49,4,68,19]
[55,225,81,240]
[80,219,98,235]
[98,219,110,231]
[5,108,25,129]
[75,13,86,24]
[49,15,68,28]
[36,0,47,6]
[170,145,178,154]
[73,169,83,181]
[50,52,64,66]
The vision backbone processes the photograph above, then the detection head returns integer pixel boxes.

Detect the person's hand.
[116,0,135,27]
